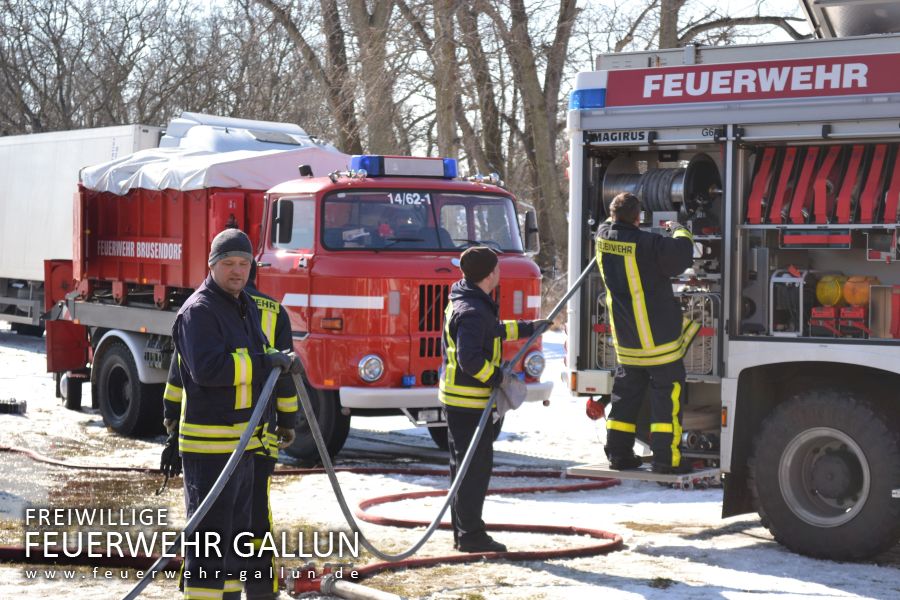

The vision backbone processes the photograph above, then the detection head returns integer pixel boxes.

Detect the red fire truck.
[563,8,900,559]
[46,118,551,460]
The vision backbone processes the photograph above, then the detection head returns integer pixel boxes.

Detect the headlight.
[358,354,384,382]
[523,351,545,378]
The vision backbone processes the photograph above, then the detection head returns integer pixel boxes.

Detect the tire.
[286,386,350,461]
[94,342,164,437]
[11,322,44,337]
[748,388,900,560]
[428,417,505,451]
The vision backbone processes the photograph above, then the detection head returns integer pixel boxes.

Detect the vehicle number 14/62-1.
[388,191,431,205]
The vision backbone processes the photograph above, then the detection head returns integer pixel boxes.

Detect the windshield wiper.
[453,239,502,251]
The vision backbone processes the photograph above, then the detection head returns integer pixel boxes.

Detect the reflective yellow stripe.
[224,580,242,593]
[180,422,261,438]
[606,419,636,433]
[650,423,674,433]
[184,586,223,599]
[179,437,262,454]
[672,227,694,242]
[596,241,620,350]
[277,395,298,413]
[260,309,276,346]
[616,319,699,358]
[439,392,491,409]
[493,336,501,363]
[671,381,682,467]
[616,321,701,366]
[472,360,494,383]
[163,383,183,403]
[439,380,493,397]
[504,320,519,340]
[623,253,654,349]
[233,348,252,409]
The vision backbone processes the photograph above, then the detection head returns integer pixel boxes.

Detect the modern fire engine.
[563,4,900,560]
[45,115,550,460]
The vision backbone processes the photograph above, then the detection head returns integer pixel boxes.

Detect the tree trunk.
[432,0,459,158]
[347,0,399,154]
[659,0,687,48]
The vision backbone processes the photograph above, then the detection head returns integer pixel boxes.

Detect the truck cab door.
[256,195,316,338]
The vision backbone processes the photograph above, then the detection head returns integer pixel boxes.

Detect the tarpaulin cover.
[81,146,349,195]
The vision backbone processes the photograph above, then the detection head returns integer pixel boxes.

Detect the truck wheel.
[95,342,163,437]
[428,417,505,451]
[748,389,900,560]
[286,387,350,461]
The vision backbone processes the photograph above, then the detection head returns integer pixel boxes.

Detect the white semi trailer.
[0,125,162,334]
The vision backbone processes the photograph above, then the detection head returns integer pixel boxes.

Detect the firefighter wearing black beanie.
[439,245,549,554]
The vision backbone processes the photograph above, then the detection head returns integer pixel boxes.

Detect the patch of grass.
[620,520,677,534]
[648,577,675,589]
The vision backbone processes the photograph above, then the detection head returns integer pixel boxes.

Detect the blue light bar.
[349,155,457,178]
[569,88,606,109]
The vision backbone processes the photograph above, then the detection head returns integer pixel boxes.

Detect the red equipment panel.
[861,144,888,224]
[789,146,820,224]
[746,147,777,224]
[46,321,89,373]
[835,145,865,224]
[813,145,843,224]
[80,186,266,291]
[769,147,800,225]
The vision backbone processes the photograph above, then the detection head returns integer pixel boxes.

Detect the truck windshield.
[321,190,524,252]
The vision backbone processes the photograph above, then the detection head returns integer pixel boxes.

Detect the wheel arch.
[92,330,168,385]
[723,360,900,519]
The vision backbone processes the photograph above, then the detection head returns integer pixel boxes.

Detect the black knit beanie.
[459,246,499,283]
[208,229,253,265]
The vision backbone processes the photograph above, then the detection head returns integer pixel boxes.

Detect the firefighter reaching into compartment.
[595,192,700,474]
[439,246,549,553]
[165,228,299,600]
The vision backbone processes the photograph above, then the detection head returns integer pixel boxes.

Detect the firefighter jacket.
[439,279,535,410]
[595,220,700,367]
[171,275,271,458]
[165,280,299,459]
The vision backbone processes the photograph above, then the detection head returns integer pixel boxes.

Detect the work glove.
[265,351,301,375]
[156,430,182,495]
[585,396,610,421]
[532,319,553,333]
[163,418,177,435]
[276,426,296,449]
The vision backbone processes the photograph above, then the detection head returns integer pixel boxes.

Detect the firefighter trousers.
[446,406,494,546]
[182,452,254,600]
[605,360,687,468]
[245,454,277,599]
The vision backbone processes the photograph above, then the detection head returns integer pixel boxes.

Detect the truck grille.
[417,284,449,332]
[419,336,442,358]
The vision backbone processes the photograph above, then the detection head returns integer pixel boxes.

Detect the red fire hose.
[0,445,624,596]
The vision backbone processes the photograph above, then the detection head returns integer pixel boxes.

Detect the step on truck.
[564,17,900,558]
[45,113,552,459]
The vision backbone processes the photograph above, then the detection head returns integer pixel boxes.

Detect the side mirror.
[524,209,540,255]
[273,198,294,245]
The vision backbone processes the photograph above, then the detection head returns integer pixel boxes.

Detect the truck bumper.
[339,381,554,410]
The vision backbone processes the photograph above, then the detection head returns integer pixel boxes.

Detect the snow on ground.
[1,325,898,599]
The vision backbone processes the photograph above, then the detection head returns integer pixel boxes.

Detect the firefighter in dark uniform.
[169,229,297,600]
[595,192,699,474]
[163,260,298,600]
[439,246,548,553]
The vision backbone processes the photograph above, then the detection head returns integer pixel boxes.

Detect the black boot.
[651,462,693,474]
[457,532,507,553]
[607,453,644,470]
